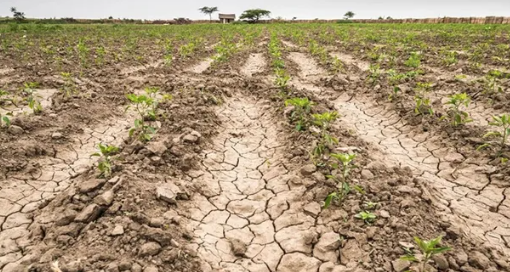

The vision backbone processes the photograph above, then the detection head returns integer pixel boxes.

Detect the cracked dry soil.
[286,48,510,259]
[180,96,337,272]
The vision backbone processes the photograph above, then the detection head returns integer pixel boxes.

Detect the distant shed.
[219,14,235,24]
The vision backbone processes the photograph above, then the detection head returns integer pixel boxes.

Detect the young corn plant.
[401,236,451,272]
[366,64,382,86]
[404,52,421,68]
[478,114,510,152]
[441,93,472,126]
[312,112,339,160]
[126,93,157,142]
[331,56,345,74]
[144,87,163,121]
[275,68,291,92]
[414,82,434,115]
[355,211,377,224]
[60,72,77,97]
[483,70,504,95]
[23,82,42,114]
[324,153,356,208]
[0,90,12,127]
[284,97,314,131]
[440,50,458,67]
[90,143,119,178]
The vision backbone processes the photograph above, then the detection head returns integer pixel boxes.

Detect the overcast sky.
[1,0,509,20]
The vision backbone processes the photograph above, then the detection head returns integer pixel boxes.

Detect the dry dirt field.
[1,23,510,272]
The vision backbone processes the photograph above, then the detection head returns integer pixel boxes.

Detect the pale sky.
[1,0,509,20]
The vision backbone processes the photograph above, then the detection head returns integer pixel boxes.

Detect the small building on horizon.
[219,14,235,24]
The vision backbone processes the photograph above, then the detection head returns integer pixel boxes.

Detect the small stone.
[132,263,143,272]
[143,265,158,272]
[365,227,377,239]
[8,125,24,135]
[140,242,161,256]
[118,260,131,271]
[300,164,317,176]
[94,190,114,206]
[304,202,321,217]
[313,232,341,262]
[432,254,449,270]
[55,209,78,226]
[455,250,468,265]
[468,251,490,269]
[75,204,102,223]
[111,224,124,236]
[78,179,106,193]
[147,140,168,155]
[361,169,374,179]
[278,253,321,272]
[183,131,201,143]
[52,132,63,139]
[149,218,164,228]
[312,172,326,182]
[229,238,247,256]
[379,210,390,218]
[156,183,182,204]
[392,259,411,272]
[398,241,414,249]
[108,176,120,184]
[106,262,119,272]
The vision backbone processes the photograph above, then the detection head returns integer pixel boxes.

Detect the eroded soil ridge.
[288,49,510,255]
[0,118,131,269]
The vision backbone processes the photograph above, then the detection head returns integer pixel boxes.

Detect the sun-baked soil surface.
[1,23,510,272]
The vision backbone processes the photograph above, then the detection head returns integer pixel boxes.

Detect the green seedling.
[441,50,458,66]
[355,211,377,224]
[0,90,12,127]
[164,54,173,66]
[364,201,378,210]
[366,64,381,86]
[284,97,314,131]
[144,87,164,121]
[23,82,42,114]
[483,70,504,95]
[414,82,434,115]
[441,93,472,126]
[331,56,344,74]
[478,114,510,152]
[91,143,119,178]
[126,93,157,142]
[401,236,451,272]
[60,72,77,97]
[275,68,291,91]
[404,52,421,68]
[323,153,356,208]
[312,112,339,159]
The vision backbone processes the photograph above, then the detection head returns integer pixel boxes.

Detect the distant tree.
[378,16,384,20]
[344,11,355,20]
[10,7,25,22]
[386,16,393,20]
[198,6,219,22]
[108,16,113,20]
[240,9,271,23]
[292,17,297,20]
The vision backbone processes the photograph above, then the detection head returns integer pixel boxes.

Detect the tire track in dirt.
[180,95,344,272]
[0,110,134,270]
[241,53,266,77]
[287,51,510,256]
